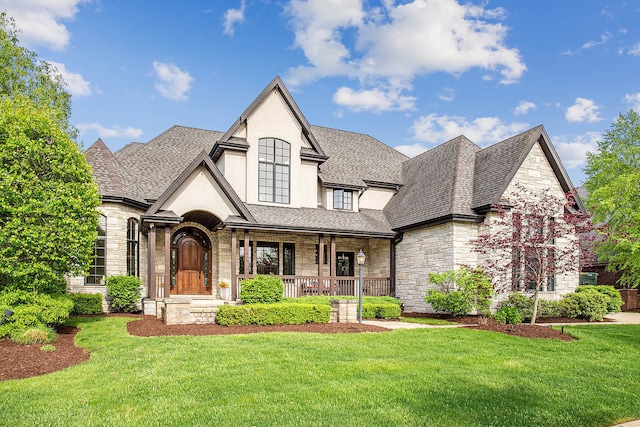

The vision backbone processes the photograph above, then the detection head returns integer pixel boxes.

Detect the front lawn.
[1,317,639,426]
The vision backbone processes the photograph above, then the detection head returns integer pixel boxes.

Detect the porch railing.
[235,275,392,298]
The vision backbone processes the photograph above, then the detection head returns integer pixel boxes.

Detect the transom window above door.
[258,138,290,204]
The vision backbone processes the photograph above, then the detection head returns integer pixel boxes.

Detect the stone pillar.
[330,299,358,323]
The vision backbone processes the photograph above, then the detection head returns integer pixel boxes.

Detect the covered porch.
[144,219,395,301]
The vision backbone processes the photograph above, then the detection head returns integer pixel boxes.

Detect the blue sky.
[3,0,639,186]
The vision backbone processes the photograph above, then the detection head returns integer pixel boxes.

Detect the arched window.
[87,214,107,285]
[126,218,139,277]
[258,138,290,204]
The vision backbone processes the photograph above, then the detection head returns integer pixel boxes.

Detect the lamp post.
[356,249,366,323]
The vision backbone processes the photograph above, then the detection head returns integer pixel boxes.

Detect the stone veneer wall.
[66,202,148,312]
[395,223,455,313]
[501,141,580,298]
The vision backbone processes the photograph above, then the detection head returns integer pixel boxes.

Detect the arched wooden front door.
[172,234,212,295]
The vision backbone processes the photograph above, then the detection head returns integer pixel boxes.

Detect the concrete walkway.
[363,312,640,330]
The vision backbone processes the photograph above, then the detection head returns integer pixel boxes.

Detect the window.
[315,244,328,265]
[87,215,107,285]
[239,241,281,275]
[333,189,353,210]
[256,242,279,275]
[239,241,253,274]
[258,138,290,204]
[126,218,139,277]
[283,243,295,276]
[513,214,557,292]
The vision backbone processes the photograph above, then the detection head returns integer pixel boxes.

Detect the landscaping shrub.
[575,285,623,313]
[494,306,522,324]
[67,292,103,314]
[361,303,401,319]
[561,289,609,321]
[498,293,561,322]
[424,267,494,316]
[280,296,402,319]
[0,290,73,343]
[239,275,284,304]
[11,326,55,344]
[106,276,141,313]
[281,295,402,306]
[216,303,330,326]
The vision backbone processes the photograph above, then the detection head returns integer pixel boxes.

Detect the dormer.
[211,76,327,209]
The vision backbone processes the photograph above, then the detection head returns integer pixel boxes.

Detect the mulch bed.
[1,313,597,382]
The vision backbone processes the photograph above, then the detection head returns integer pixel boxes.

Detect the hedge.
[67,293,103,315]
[239,275,284,304]
[216,303,331,326]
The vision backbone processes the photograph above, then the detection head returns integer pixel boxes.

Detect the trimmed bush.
[494,306,522,324]
[425,267,494,316]
[361,303,401,319]
[280,296,402,319]
[281,295,402,306]
[498,293,561,322]
[216,303,330,326]
[239,275,284,304]
[561,289,609,321]
[575,285,623,313]
[67,293,103,314]
[106,276,141,313]
[0,290,72,343]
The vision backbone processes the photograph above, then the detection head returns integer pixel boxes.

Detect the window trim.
[86,214,107,285]
[333,189,353,211]
[258,138,290,204]
[126,218,139,277]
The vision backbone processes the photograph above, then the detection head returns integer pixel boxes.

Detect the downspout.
[391,231,404,297]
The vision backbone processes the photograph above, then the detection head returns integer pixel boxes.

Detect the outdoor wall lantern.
[0,309,13,326]
[357,249,366,323]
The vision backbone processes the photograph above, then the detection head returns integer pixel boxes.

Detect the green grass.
[1,317,639,427]
[399,316,457,325]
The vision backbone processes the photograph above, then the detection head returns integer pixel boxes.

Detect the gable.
[145,151,255,223]
[502,140,566,201]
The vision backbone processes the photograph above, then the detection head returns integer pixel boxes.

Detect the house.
[68,76,582,315]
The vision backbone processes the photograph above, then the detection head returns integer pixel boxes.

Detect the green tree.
[0,13,100,293]
[0,12,72,127]
[424,266,494,316]
[584,109,640,288]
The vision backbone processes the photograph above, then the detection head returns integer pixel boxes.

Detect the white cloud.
[623,93,640,111]
[410,113,529,145]
[285,0,525,109]
[46,61,91,97]
[629,43,640,56]
[553,132,600,169]
[332,81,416,112]
[514,100,536,116]
[0,0,87,51]
[152,61,194,101]
[394,142,431,158]
[223,0,246,36]
[565,98,602,123]
[438,87,455,102]
[77,123,143,140]
[582,32,611,49]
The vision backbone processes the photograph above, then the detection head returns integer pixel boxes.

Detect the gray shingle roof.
[114,125,224,201]
[227,204,395,237]
[472,126,543,209]
[85,138,142,201]
[384,135,481,230]
[313,126,408,187]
